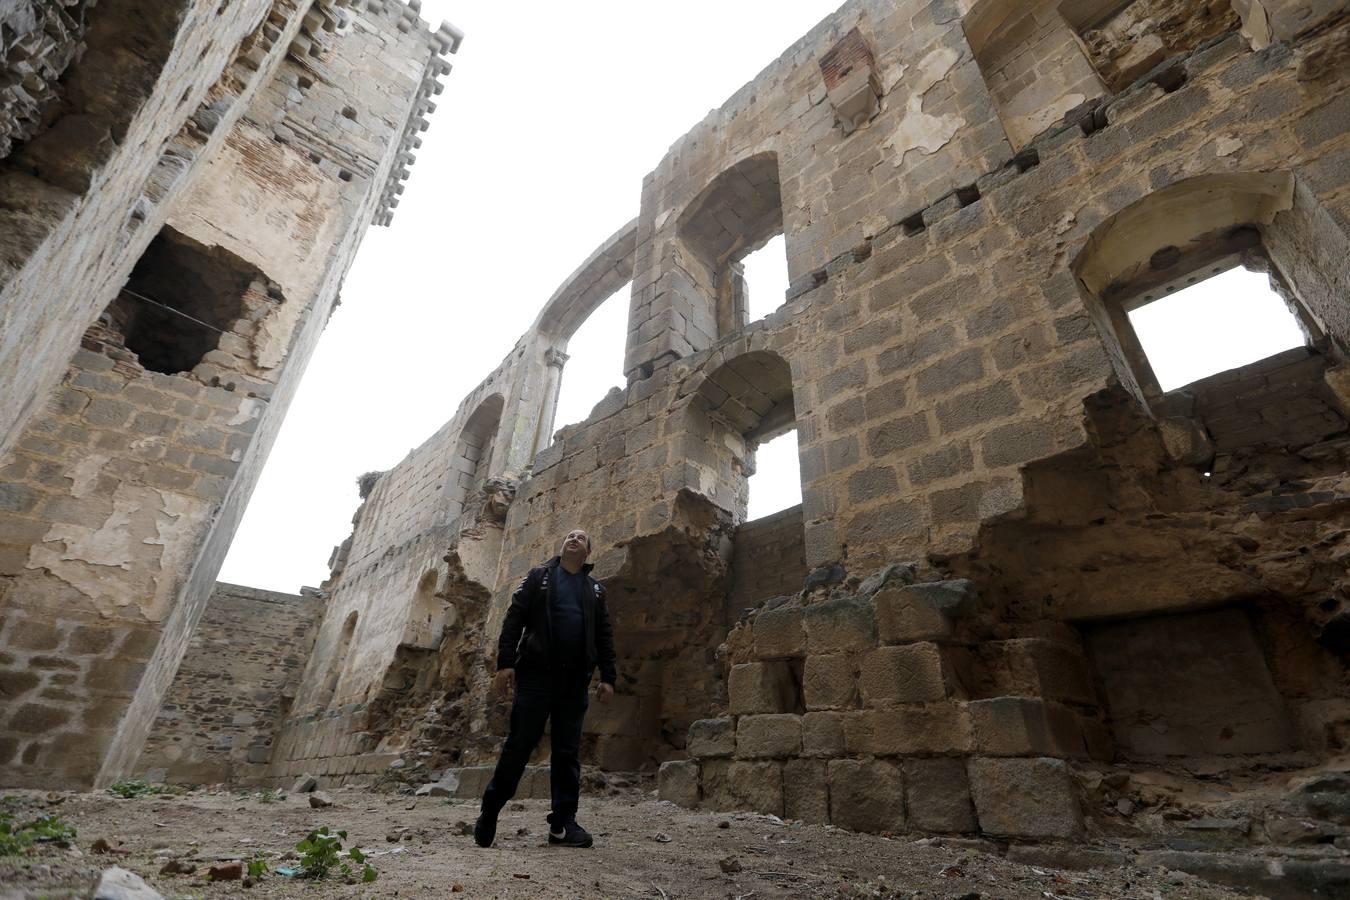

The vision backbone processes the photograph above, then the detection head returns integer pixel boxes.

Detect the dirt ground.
[0,784,1259,899]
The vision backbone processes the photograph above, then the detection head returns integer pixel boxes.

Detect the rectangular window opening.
[747,427,802,521]
[740,233,789,324]
[1126,262,1309,392]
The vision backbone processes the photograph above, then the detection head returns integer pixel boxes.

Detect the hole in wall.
[102,227,265,376]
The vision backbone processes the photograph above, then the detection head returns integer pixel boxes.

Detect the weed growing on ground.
[256,788,285,804]
[0,808,77,855]
[295,827,377,883]
[107,779,180,799]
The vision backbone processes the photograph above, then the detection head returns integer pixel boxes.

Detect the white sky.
[1128,267,1306,391]
[220,1,841,592]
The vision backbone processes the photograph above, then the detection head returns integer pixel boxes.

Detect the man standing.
[474,528,617,849]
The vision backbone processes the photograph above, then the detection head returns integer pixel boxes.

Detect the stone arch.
[675,152,785,340]
[1071,170,1349,453]
[525,220,637,455]
[686,349,797,523]
[444,393,505,522]
[533,219,638,344]
[686,347,810,626]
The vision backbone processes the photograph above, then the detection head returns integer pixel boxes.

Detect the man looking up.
[474,528,617,849]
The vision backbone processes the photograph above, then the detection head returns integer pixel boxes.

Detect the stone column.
[531,347,569,458]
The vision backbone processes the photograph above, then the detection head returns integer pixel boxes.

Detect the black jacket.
[496,557,617,685]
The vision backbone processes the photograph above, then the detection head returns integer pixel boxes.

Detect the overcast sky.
[219,1,839,592]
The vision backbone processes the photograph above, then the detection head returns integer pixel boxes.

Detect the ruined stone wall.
[0,0,459,789]
[0,0,279,461]
[726,506,809,623]
[137,583,322,786]
[277,0,1349,852]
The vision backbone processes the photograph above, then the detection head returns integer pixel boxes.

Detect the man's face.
[561,529,590,560]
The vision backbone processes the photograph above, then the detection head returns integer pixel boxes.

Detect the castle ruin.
[3,0,1350,890]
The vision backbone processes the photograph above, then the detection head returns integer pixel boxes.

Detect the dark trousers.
[481,668,590,827]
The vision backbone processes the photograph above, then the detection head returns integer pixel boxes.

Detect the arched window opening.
[318,611,358,711]
[552,280,630,434]
[1125,262,1307,392]
[1072,172,1349,458]
[444,394,504,524]
[675,153,784,341]
[691,350,798,523]
[740,234,791,325]
[696,351,809,620]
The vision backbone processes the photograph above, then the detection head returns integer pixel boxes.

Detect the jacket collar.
[547,555,594,575]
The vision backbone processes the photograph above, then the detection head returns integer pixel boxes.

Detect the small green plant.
[0,811,76,855]
[295,827,376,883]
[247,856,269,879]
[107,778,179,799]
[25,814,76,844]
[0,816,32,856]
[256,788,285,804]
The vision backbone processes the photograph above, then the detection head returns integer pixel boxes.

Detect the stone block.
[859,643,958,705]
[828,758,905,833]
[904,758,977,834]
[998,639,1097,705]
[802,711,846,757]
[701,759,784,816]
[968,698,1084,758]
[968,757,1083,839]
[658,760,700,807]
[584,694,640,736]
[784,758,829,824]
[875,580,975,643]
[845,703,972,756]
[450,766,493,799]
[687,718,736,758]
[753,605,805,658]
[802,653,857,710]
[728,662,797,715]
[735,714,801,758]
[804,596,877,654]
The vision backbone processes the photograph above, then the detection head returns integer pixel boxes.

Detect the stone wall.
[0,0,460,789]
[137,583,322,786]
[726,506,809,623]
[270,0,1349,852]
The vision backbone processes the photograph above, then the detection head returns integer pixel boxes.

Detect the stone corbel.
[818,27,882,135]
